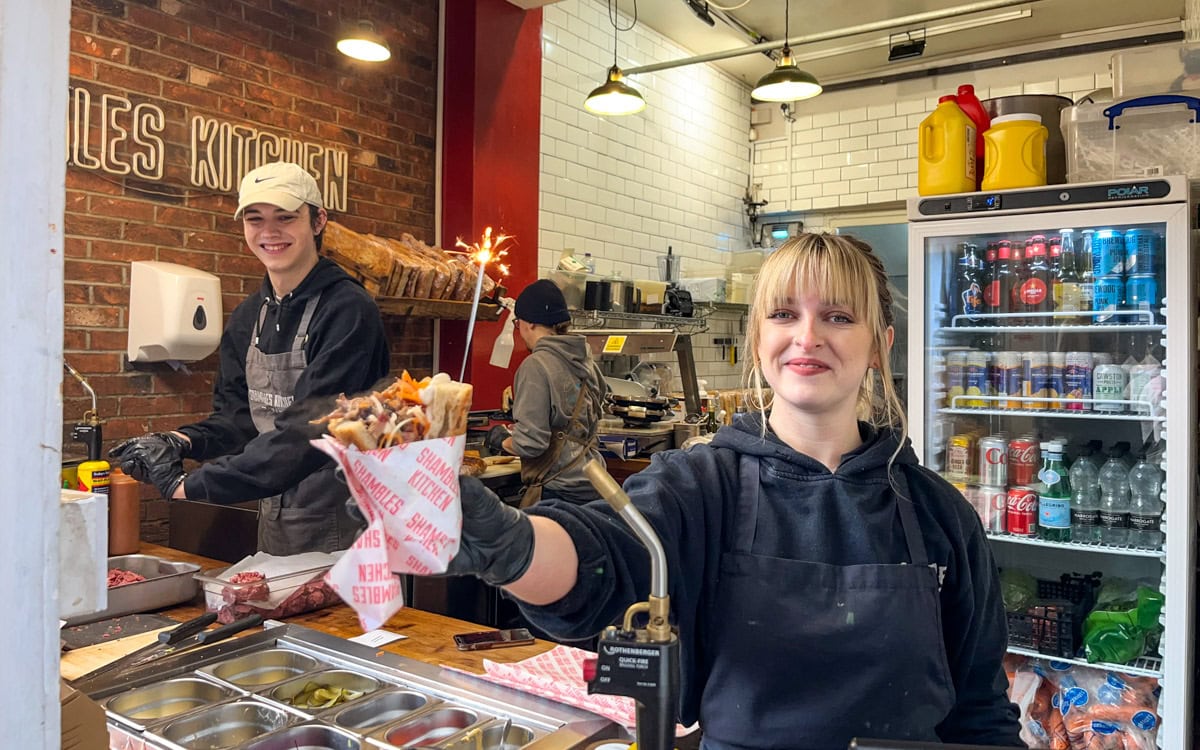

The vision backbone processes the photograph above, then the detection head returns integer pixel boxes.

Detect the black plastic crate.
[1006,572,1102,658]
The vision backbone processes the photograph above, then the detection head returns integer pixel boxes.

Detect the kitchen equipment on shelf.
[65,554,201,627]
[656,246,680,284]
[607,393,674,429]
[982,94,1072,183]
[981,113,1048,190]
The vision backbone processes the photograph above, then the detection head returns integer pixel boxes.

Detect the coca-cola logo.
[983,447,1006,464]
[1019,278,1048,305]
[1008,444,1037,464]
[1008,492,1037,512]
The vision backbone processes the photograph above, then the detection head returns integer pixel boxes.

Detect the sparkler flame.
[454,225,511,276]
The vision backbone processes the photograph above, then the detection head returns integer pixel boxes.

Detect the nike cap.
[235,161,323,218]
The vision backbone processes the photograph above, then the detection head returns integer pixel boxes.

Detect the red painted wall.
[439,0,541,410]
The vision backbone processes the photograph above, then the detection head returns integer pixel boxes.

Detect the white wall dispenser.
[126,260,222,363]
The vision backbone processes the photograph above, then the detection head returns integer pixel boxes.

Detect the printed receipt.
[313,434,465,630]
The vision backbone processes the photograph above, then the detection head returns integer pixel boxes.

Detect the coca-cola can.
[1008,437,1039,486]
[979,436,1008,486]
[1006,485,1038,536]
[979,484,1008,534]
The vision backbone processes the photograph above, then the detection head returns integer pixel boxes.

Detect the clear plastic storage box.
[1112,42,1200,100]
[1063,95,1200,182]
[195,560,340,623]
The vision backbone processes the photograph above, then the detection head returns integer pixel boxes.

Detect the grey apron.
[247,292,359,555]
[700,457,956,750]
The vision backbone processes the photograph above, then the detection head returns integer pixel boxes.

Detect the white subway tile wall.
[539,1,752,281]
[751,49,1115,212]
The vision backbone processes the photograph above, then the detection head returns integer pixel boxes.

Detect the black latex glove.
[109,432,189,498]
[485,424,512,456]
[445,476,534,586]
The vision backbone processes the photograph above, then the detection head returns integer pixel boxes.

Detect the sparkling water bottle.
[1069,449,1102,543]
[1098,449,1131,546]
[1037,441,1072,542]
[1128,453,1164,550]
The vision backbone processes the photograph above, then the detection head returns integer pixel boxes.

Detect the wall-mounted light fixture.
[750,0,822,103]
[337,20,391,62]
[888,29,927,62]
[584,1,645,116]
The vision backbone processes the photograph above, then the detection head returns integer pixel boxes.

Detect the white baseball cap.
[234,162,323,218]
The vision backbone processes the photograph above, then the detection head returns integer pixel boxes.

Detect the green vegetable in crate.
[286,681,365,709]
[1000,568,1038,612]
[1082,584,1164,665]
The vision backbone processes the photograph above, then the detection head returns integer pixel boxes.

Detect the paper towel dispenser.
[127,261,222,362]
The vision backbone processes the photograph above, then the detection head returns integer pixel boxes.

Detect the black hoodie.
[179,258,389,502]
[523,412,1022,747]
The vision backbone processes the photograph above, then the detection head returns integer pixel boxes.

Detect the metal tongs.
[71,612,263,691]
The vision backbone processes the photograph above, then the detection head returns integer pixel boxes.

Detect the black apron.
[700,456,956,750]
[246,293,359,555]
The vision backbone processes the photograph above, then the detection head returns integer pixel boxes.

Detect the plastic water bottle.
[1097,449,1131,546]
[1069,449,1102,543]
[582,252,596,274]
[1128,453,1164,550]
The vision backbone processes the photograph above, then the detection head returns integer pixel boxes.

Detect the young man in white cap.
[111,161,390,555]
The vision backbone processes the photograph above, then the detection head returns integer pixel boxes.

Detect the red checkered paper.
[313,434,464,630]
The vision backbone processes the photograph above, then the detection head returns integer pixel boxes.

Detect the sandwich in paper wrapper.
[312,371,473,630]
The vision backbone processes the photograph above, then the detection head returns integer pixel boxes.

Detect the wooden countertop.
[81,542,555,676]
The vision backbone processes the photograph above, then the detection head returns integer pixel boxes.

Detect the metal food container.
[375,707,482,747]
[105,677,238,729]
[242,723,361,750]
[435,719,539,750]
[151,699,296,749]
[264,669,384,713]
[66,554,200,626]
[202,648,324,689]
[328,690,433,731]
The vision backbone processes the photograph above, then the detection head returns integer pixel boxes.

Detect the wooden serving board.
[59,626,173,681]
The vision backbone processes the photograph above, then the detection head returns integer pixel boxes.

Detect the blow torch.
[582,458,679,750]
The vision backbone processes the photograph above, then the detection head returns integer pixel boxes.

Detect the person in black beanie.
[486,279,606,506]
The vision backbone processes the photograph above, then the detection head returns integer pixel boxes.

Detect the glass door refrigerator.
[907,176,1195,749]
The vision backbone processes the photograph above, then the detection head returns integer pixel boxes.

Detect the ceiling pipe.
[622,0,1043,76]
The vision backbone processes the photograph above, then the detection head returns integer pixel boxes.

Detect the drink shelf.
[946,310,1160,329]
[986,532,1165,558]
[938,323,1165,334]
[940,406,1163,422]
[1004,646,1163,679]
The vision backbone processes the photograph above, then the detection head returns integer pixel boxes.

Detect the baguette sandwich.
[315,371,474,450]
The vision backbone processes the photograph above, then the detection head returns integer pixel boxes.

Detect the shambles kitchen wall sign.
[66,83,349,211]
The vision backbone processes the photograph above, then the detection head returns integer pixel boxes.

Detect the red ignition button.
[582,656,598,682]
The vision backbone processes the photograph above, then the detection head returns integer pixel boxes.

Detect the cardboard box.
[60,680,107,750]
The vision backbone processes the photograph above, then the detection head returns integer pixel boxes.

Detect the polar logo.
[1107,185,1150,199]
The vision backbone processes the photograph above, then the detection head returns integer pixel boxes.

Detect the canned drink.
[994,351,1023,409]
[1022,351,1050,410]
[979,436,1008,486]
[1128,363,1162,415]
[1064,351,1094,411]
[1094,275,1124,324]
[945,350,968,407]
[1093,363,1128,412]
[947,434,976,482]
[1094,229,1125,275]
[1048,352,1066,408]
[1006,485,1039,536]
[1125,274,1158,322]
[1008,437,1039,486]
[979,484,1008,534]
[965,351,990,408]
[1124,228,1160,276]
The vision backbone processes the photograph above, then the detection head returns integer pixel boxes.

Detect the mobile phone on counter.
[453,628,535,651]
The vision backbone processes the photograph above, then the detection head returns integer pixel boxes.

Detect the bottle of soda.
[1098,448,1131,546]
[1127,452,1163,550]
[956,242,984,326]
[1037,440,1072,542]
[1068,448,1102,543]
[1019,235,1053,325]
[1056,230,1084,323]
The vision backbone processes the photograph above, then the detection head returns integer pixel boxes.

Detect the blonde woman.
[444,234,1021,749]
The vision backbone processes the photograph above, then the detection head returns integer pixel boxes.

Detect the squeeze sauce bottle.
[918,95,977,196]
[955,84,990,188]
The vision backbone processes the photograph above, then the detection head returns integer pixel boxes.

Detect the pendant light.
[584,1,645,116]
[751,0,822,103]
[337,20,391,62]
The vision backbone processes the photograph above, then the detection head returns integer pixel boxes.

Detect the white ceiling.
[607,0,1185,87]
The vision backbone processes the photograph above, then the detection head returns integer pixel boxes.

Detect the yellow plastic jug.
[982,113,1048,190]
[918,95,977,196]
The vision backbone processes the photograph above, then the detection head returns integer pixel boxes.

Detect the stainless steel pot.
[982,94,1073,184]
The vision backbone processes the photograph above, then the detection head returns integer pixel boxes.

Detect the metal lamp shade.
[752,59,821,102]
[585,66,646,115]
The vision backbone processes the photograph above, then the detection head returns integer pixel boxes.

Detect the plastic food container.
[1112,42,1200,100]
[1063,95,1200,182]
[195,562,340,623]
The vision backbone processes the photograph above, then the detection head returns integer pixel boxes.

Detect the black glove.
[485,424,512,456]
[445,476,534,586]
[109,432,189,499]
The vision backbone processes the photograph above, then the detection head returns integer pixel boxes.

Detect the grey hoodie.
[511,334,606,502]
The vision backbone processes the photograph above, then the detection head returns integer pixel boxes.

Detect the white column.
[0,0,69,746]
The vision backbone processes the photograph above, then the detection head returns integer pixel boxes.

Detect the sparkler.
[454,226,511,380]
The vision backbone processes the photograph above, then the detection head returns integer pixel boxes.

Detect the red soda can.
[979,436,1007,486]
[1007,437,1039,486]
[1006,486,1038,536]
[979,484,1008,534]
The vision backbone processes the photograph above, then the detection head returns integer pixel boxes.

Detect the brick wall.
[64,0,440,542]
